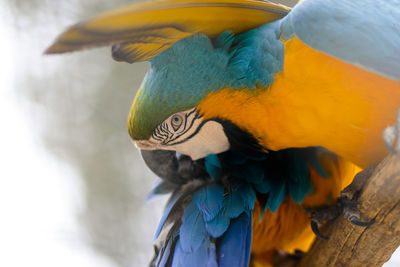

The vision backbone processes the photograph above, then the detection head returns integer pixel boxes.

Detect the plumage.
[147,147,358,266]
[154,192,182,239]
[205,208,231,238]
[218,213,252,267]
[281,0,400,80]
[193,184,224,222]
[204,154,223,180]
[149,150,260,266]
[196,37,400,167]
[46,0,400,265]
[180,202,207,252]
[45,0,289,55]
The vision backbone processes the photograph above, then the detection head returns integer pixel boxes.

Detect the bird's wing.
[45,0,289,63]
[145,151,255,267]
[281,0,400,80]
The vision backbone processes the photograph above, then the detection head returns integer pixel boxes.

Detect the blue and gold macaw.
[46,0,400,266]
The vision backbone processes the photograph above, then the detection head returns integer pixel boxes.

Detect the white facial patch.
[168,120,229,160]
[134,108,230,160]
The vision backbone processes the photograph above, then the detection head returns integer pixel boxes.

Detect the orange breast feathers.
[250,154,360,267]
[197,37,400,168]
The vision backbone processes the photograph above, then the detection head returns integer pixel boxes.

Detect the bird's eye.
[171,114,183,131]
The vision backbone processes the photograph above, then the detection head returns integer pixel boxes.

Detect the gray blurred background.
[2,0,398,266]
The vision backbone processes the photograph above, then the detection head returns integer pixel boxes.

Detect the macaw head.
[128,24,287,159]
[45,0,289,159]
[128,33,241,159]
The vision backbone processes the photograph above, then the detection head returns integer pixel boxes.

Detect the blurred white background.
[1,0,399,266]
[1,1,162,266]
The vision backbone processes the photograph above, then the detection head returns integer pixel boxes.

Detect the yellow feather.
[45,0,289,61]
[197,37,400,168]
[251,154,359,266]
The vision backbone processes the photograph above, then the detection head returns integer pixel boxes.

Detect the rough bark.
[298,154,400,267]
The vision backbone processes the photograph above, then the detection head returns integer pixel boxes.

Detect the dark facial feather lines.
[152,108,201,145]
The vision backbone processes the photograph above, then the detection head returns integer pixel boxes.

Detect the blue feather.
[236,183,257,211]
[306,148,330,178]
[205,208,230,238]
[205,154,222,180]
[154,192,182,239]
[193,184,224,222]
[171,240,181,267]
[266,178,287,213]
[288,177,312,204]
[179,239,209,267]
[226,188,246,219]
[281,0,400,80]
[233,163,264,184]
[254,179,270,194]
[229,22,284,89]
[156,235,175,267]
[206,242,218,267]
[213,31,235,52]
[218,213,252,267]
[180,203,206,253]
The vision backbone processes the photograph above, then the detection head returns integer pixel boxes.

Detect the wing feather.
[281,0,400,80]
[45,0,290,63]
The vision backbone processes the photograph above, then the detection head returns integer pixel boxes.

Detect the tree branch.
[298,154,400,267]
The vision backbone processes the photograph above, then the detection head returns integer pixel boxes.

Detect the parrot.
[45,0,400,266]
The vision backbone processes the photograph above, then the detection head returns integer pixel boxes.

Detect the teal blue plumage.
[131,23,285,139]
[228,21,283,88]
[193,184,224,223]
[218,213,252,267]
[219,149,326,212]
[149,147,330,267]
[204,154,222,180]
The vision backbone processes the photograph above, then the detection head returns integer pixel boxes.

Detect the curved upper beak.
[134,140,159,150]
